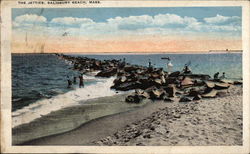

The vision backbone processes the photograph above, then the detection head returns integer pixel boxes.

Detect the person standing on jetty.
[220,72,226,79]
[182,64,192,74]
[148,59,152,68]
[73,76,77,84]
[67,75,72,88]
[148,59,153,72]
[214,72,220,79]
[79,74,84,88]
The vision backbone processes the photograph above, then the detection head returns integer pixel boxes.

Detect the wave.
[12,77,119,128]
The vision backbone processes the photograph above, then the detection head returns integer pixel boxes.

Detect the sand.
[96,85,243,146]
[13,93,149,145]
[19,85,242,146]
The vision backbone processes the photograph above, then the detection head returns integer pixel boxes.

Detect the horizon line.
[11,50,243,54]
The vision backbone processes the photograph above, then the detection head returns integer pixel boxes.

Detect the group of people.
[67,74,84,88]
[214,72,226,79]
[66,58,226,89]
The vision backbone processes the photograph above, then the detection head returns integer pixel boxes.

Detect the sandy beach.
[19,85,242,146]
[13,93,149,145]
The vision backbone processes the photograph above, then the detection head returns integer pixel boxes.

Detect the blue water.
[76,53,242,79]
[12,54,95,111]
[12,53,242,111]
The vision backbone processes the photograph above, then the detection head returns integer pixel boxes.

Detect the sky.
[12,7,242,53]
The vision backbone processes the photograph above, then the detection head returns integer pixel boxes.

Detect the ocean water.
[78,53,242,80]
[12,53,242,128]
[12,54,97,111]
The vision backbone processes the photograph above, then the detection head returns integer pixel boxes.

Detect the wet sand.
[13,93,150,145]
[21,85,242,146]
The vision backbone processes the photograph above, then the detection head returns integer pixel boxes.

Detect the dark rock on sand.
[125,95,143,103]
[148,88,166,100]
[202,89,217,98]
[214,83,230,90]
[96,68,117,77]
[179,96,192,102]
[193,94,202,101]
[163,85,176,97]
[233,80,243,85]
[111,81,141,91]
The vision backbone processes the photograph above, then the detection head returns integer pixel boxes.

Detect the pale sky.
[12,7,242,53]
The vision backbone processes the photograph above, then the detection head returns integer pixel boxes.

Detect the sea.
[12,53,242,128]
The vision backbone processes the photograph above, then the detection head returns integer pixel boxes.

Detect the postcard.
[1,0,250,153]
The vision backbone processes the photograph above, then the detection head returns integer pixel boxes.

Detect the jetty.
[55,54,242,103]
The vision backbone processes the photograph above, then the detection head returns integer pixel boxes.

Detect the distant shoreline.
[11,51,243,55]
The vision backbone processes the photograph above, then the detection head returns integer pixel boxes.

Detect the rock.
[113,76,127,85]
[163,96,173,102]
[214,83,230,90]
[93,61,101,69]
[181,77,194,87]
[205,81,215,88]
[165,77,177,84]
[202,89,217,98]
[220,79,234,84]
[182,74,210,80]
[141,92,150,99]
[150,88,166,99]
[96,68,117,77]
[175,90,184,96]
[137,78,156,89]
[111,81,141,91]
[164,84,176,97]
[188,87,206,96]
[169,71,180,77]
[233,80,243,85]
[151,73,160,78]
[193,94,202,100]
[125,94,143,103]
[117,70,125,76]
[121,76,127,82]
[154,79,163,85]
[188,89,200,96]
[193,79,205,86]
[124,65,138,72]
[135,89,150,98]
[179,96,192,102]
[216,90,228,97]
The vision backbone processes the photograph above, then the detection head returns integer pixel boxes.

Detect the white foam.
[12,77,119,128]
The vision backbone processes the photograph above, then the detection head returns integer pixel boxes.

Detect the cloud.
[107,15,153,30]
[13,13,241,38]
[204,14,241,25]
[13,14,47,27]
[106,14,199,30]
[50,17,94,27]
[153,14,197,26]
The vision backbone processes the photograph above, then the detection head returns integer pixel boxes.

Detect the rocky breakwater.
[56,53,121,74]
[110,66,242,104]
[55,54,242,103]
